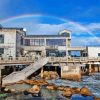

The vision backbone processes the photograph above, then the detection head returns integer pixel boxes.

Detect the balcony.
[46,46,58,50]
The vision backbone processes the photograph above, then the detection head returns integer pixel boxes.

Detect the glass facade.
[30,39,45,46]
[25,39,30,46]
[25,39,45,46]
[0,34,4,43]
[46,39,66,46]
[46,50,66,57]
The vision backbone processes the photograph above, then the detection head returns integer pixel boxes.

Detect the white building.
[86,47,100,58]
[24,30,71,57]
[0,27,25,59]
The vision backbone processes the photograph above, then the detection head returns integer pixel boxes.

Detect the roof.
[25,34,70,38]
[0,27,23,30]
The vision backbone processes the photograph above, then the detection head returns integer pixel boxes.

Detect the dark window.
[25,39,30,46]
[30,39,45,46]
[98,53,100,57]
[0,48,4,54]
[0,35,4,43]
[21,37,23,45]
[46,39,66,46]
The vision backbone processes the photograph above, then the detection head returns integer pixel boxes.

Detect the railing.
[48,57,100,62]
[0,56,35,65]
[46,46,58,49]
[0,56,100,64]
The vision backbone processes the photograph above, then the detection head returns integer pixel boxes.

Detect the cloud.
[72,36,100,46]
[86,23,100,33]
[2,19,100,46]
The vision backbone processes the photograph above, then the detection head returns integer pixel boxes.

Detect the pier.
[0,56,99,84]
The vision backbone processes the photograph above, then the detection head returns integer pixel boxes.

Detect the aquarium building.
[24,30,71,57]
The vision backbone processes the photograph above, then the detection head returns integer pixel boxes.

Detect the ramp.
[2,57,48,84]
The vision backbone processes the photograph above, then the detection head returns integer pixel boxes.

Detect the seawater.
[4,74,100,99]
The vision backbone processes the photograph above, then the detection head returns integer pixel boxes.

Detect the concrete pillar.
[89,64,92,74]
[94,66,98,72]
[0,65,4,91]
[13,65,16,72]
[99,65,100,72]
[0,68,1,88]
[68,51,71,56]
[41,67,44,78]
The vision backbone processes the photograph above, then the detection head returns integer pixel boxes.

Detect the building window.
[0,34,4,43]
[30,39,45,46]
[98,53,100,57]
[21,37,23,45]
[0,48,4,55]
[25,39,30,46]
[46,39,66,46]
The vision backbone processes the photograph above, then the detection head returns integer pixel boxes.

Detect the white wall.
[87,47,100,57]
[0,29,16,59]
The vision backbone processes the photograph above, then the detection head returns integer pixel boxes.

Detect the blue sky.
[0,0,100,46]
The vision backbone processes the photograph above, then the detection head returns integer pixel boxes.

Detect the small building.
[0,27,25,59]
[86,47,100,58]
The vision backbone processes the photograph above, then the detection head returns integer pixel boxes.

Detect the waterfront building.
[24,30,71,57]
[86,46,100,57]
[0,27,25,59]
[0,26,100,59]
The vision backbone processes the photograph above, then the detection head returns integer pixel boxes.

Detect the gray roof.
[26,34,70,38]
[0,27,23,30]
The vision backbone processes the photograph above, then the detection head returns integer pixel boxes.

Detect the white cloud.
[86,23,100,33]
[2,20,100,46]
[72,36,100,46]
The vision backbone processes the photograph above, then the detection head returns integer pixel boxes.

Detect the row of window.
[25,39,66,46]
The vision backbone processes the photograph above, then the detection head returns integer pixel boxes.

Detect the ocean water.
[47,74,100,98]
[3,74,100,99]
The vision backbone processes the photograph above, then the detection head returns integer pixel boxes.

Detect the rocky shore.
[1,79,100,100]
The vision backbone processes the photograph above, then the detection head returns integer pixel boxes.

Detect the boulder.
[80,87,92,96]
[29,85,40,94]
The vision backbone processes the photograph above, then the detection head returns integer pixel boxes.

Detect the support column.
[0,65,4,91]
[41,67,44,78]
[94,66,98,72]
[13,65,16,72]
[99,65,100,72]
[89,64,92,75]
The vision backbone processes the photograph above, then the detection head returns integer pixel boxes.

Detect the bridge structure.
[0,57,100,65]
[0,56,100,85]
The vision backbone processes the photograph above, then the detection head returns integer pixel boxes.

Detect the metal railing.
[0,56,100,64]
[48,57,100,62]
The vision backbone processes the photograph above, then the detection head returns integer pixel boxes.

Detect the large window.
[0,35,4,43]
[46,39,66,46]
[98,53,100,57]
[30,39,45,46]
[25,39,30,46]
[0,48,4,54]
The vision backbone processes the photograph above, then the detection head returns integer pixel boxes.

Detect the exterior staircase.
[2,57,48,84]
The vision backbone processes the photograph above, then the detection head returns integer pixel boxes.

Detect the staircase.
[2,57,48,84]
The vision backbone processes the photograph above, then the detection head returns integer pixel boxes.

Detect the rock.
[94,96,100,100]
[80,87,92,96]
[62,90,72,97]
[46,84,57,90]
[16,80,23,84]
[72,87,80,94]
[62,87,72,97]
[28,85,40,94]
[57,86,65,91]
[10,89,16,92]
